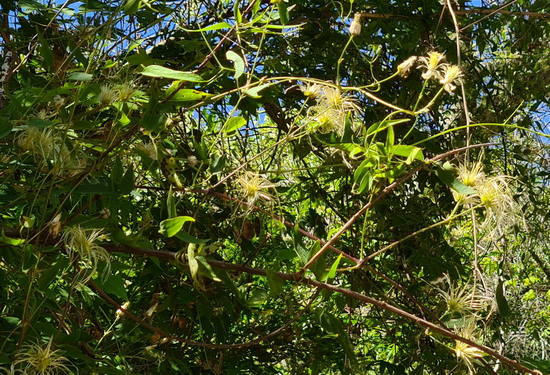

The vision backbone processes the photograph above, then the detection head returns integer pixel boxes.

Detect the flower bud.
[349,13,362,36]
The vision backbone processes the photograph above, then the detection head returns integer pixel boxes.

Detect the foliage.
[0,0,548,374]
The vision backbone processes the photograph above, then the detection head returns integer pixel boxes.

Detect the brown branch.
[100,244,540,375]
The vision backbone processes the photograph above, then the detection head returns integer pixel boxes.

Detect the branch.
[101,244,540,375]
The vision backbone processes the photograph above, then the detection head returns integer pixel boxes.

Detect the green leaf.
[159,216,195,237]
[140,65,203,81]
[391,145,424,163]
[0,117,12,138]
[222,116,247,133]
[167,187,176,218]
[166,89,213,102]
[118,166,135,195]
[67,72,93,81]
[436,168,476,195]
[353,159,375,194]
[226,51,245,79]
[366,118,410,137]
[28,118,55,128]
[278,2,289,25]
[266,269,285,296]
[97,274,128,300]
[182,22,232,32]
[196,256,221,282]
[243,82,273,98]
[308,242,327,280]
[324,254,342,282]
[175,231,208,244]
[122,0,140,14]
[0,232,26,246]
[385,124,395,148]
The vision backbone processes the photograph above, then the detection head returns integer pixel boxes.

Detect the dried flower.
[17,128,85,177]
[418,51,447,81]
[116,82,136,102]
[452,321,487,375]
[349,13,362,36]
[135,142,158,160]
[397,56,417,77]
[458,161,485,187]
[435,275,489,317]
[14,338,72,375]
[62,226,110,281]
[187,155,199,167]
[52,95,65,108]
[236,171,276,205]
[440,65,463,92]
[98,85,117,106]
[300,83,323,99]
[303,84,361,136]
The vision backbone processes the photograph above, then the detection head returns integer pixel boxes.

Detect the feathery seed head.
[14,338,71,375]
[397,56,417,77]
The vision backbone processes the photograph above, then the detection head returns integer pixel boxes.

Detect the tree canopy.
[0,0,549,374]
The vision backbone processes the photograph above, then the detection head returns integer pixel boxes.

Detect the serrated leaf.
[159,216,195,237]
[222,116,246,133]
[140,65,203,81]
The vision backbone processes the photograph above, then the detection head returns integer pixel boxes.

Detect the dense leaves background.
[0,0,548,374]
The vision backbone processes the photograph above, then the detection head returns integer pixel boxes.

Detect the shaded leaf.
[140,65,203,82]
[159,216,195,237]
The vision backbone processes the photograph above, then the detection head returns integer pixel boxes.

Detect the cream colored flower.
[435,275,489,317]
[458,161,485,187]
[300,83,323,99]
[418,51,447,81]
[236,171,277,205]
[397,56,417,77]
[439,65,463,92]
[303,84,361,136]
